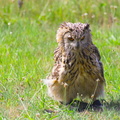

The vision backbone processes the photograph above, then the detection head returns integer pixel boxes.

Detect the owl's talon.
[91,100,102,107]
[90,100,103,112]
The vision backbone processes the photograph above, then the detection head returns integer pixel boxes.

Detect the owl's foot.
[90,100,103,112]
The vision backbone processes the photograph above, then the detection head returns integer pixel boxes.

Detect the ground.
[0,0,120,119]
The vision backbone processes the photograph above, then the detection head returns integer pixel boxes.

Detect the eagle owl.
[44,22,105,105]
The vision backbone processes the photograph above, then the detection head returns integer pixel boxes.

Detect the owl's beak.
[75,41,79,49]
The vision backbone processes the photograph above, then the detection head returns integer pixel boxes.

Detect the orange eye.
[68,36,74,41]
[81,36,85,40]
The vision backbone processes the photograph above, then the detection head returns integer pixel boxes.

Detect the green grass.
[0,0,120,119]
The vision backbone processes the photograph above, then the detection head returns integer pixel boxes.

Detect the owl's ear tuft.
[85,24,90,29]
[56,27,69,43]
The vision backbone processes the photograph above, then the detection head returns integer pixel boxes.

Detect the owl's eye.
[68,36,74,41]
[81,36,85,40]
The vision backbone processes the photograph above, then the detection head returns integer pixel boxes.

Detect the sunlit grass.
[0,0,120,119]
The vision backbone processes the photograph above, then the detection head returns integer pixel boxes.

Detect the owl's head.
[56,22,92,50]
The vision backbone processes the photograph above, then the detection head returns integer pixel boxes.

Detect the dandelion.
[64,82,68,87]
[36,113,40,117]
[20,97,24,101]
[8,22,11,26]
[91,15,95,18]
[110,5,113,8]
[10,32,13,34]
[91,94,94,98]
[113,17,117,21]
[96,79,100,82]
[104,12,107,15]
[20,82,24,87]
[114,6,117,9]
[82,13,88,17]
[77,93,80,97]
[48,9,51,12]
[110,5,118,9]
[72,10,76,13]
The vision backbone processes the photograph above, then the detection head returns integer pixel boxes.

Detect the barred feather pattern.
[46,22,105,104]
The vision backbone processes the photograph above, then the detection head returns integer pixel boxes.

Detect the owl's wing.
[48,47,62,81]
[90,44,105,81]
[91,45,104,77]
[54,47,62,64]
[44,47,62,86]
[82,44,105,82]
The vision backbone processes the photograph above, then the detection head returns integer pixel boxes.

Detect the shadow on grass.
[69,99,120,112]
[44,99,120,113]
[104,99,120,111]
[69,100,103,112]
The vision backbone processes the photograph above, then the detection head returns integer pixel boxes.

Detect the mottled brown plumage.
[44,22,105,104]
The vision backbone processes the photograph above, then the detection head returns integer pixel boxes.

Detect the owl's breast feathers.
[49,43,105,86]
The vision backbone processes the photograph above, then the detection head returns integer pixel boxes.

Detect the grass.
[0,0,120,119]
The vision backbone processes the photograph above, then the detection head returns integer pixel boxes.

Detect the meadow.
[0,0,120,119]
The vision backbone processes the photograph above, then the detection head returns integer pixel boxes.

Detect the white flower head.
[8,22,11,26]
[10,32,13,34]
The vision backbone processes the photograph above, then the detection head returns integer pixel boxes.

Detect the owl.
[44,22,105,107]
